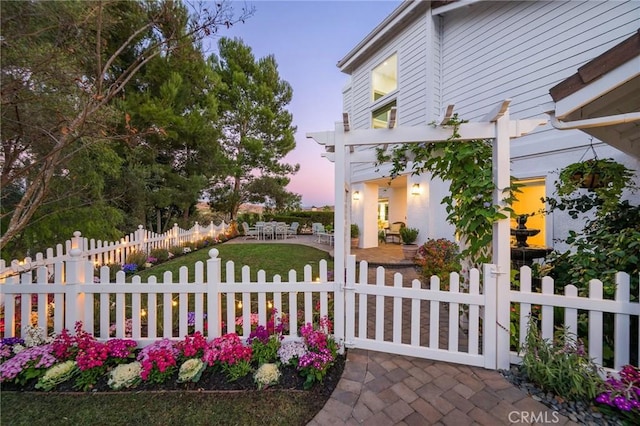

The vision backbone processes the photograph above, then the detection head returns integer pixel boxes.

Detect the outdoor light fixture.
[353,191,360,201]
[411,184,420,195]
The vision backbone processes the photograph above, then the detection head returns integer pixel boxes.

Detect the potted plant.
[558,158,631,192]
[555,157,635,216]
[399,227,419,260]
[350,224,359,249]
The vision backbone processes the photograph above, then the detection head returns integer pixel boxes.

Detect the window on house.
[372,54,397,101]
[372,101,397,129]
[512,178,546,246]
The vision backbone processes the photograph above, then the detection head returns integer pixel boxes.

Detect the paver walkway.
[226,235,577,425]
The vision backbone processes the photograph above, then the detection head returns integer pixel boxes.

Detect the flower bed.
[0,315,343,395]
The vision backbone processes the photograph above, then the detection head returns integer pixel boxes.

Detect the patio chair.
[287,222,299,238]
[385,221,405,244]
[262,223,275,240]
[312,223,324,235]
[275,223,288,239]
[242,222,259,240]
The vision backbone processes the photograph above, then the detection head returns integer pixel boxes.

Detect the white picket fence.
[508,266,639,371]
[0,248,335,347]
[0,246,638,373]
[0,222,229,280]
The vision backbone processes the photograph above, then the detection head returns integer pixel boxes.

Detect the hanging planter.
[553,156,636,217]
[568,159,603,189]
[558,158,631,194]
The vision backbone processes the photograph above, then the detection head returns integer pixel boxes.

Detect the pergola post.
[493,105,512,371]
[333,120,346,348]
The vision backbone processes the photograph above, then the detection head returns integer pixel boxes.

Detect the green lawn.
[135,243,334,282]
[1,243,337,426]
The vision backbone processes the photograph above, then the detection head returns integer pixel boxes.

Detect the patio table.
[317,232,334,246]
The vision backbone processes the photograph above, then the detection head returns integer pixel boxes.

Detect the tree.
[245,176,302,213]
[111,39,224,233]
[207,37,300,219]
[0,0,254,251]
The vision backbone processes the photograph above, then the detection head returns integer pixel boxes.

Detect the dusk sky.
[205,0,402,207]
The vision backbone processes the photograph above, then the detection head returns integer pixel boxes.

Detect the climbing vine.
[375,114,520,267]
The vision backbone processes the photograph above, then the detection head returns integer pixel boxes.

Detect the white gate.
[341,255,500,369]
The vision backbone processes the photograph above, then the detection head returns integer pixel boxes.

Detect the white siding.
[431,15,443,120]
[437,0,639,250]
[440,0,639,121]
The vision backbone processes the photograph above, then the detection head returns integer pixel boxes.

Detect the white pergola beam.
[309,120,547,149]
[343,123,495,146]
[484,99,511,122]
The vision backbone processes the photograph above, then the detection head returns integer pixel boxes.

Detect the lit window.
[372,54,397,101]
[512,178,546,246]
[372,101,397,129]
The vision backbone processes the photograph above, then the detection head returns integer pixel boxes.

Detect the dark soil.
[1,354,346,399]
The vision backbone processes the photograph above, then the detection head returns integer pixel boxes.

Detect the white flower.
[254,363,280,390]
[277,341,308,365]
[12,344,25,354]
[177,358,205,383]
[183,247,192,254]
[36,360,78,391]
[108,361,142,390]
[24,325,51,347]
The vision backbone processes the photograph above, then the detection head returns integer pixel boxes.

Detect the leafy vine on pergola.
[375,114,521,267]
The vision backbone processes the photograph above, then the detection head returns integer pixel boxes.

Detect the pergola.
[307,99,546,368]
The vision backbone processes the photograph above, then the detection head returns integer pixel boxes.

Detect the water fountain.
[510,215,552,268]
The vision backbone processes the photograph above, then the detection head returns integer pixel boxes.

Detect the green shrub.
[415,238,460,286]
[125,251,147,269]
[520,317,604,402]
[399,227,419,244]
[149,248,169,263]
[168,246,183,257]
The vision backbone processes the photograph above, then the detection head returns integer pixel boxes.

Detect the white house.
[313,0,639,252]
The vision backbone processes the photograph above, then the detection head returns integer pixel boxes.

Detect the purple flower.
[122,263,137,274]
[0,344,57,382]
[187,312,207,327]
[248,325,269,344]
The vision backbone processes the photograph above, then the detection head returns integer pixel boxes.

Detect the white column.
[406,173,430,246]
[362,182,379,248]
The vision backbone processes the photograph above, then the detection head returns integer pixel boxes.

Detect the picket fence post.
[206,248,222,338]
[483,263,497,369]
[64,232,86,330]
[342,254,356,353]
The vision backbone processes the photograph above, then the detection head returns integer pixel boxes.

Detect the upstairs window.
[372,101,397,129]
[372,54,397,101]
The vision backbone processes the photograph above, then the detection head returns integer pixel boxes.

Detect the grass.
[134,243,334,282]
[1,242,337,426]
[0,391,325,426]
